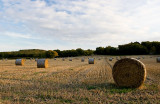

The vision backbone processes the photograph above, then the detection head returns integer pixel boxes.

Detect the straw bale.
[88,58,95,64]
[81,58,85,62]
[109,58,112,61]
[112,58,146,88]
[35,58,38,61]
[15,59,25,66]
[157,57,160,63]
[37,59,48,68]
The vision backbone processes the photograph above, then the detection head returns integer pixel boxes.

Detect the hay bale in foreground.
[37,59,48,68]
[15,59,25,66]
[112,58,146,88]
[157,57,160,63]
[88,58,95,64]
[81,58,85,62]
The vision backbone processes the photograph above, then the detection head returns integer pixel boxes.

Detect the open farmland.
[0,56,160,103]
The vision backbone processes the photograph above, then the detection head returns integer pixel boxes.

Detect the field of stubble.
[0,56,160,104]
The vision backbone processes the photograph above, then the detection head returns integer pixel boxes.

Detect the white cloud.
[0,0,160,51]
[3,32,32,39]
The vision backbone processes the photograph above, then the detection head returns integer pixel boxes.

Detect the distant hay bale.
[81,58,85,62]
[35,58,38,61]
[157,57,160,63]
[112,58,146,88]
[15,59,25,66]
[136,57,140,60]
[116,57,119,60]
[88,58,95,64]
[69,58,72,61]
[37,59,48,68]
[109,58,112,61]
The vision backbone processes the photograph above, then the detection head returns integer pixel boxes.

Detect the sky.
[0,0,160,52]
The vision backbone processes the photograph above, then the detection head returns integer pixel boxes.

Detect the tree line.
[0,41,159,59]
[0,49,94,59]
[95,41,160,55]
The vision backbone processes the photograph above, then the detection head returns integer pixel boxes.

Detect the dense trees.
[95,41,160,55]
[45,50,58,58]
[0,41,159,59]
[118,42,148,55]
[54,49,94,57]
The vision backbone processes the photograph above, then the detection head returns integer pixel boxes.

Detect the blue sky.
[0,0,160,52]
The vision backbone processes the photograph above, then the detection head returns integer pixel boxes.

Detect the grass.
[108,88,135,94]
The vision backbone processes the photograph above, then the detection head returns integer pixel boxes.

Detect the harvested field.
[0,56,160,103]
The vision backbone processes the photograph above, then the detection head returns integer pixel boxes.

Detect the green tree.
[45,50,58,58]
[150,46,156,54]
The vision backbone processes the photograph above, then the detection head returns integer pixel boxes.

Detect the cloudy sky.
[0,0,160,51]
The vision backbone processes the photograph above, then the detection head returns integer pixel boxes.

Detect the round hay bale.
[35,58,38,61]
[157,57,160,63]
[69,59,72,61]
[88,58,95,64]
[37,59,48,68]
[81,58,85,62]
[136,57,140,60]
[112,58,146,88]
[15,59,25,66]
[109,58,112,61]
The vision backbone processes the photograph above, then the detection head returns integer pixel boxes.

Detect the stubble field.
[0,56,160,104]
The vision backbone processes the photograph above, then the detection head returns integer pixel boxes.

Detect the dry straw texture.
[15,59,25,66]
[37,59,48,68]
[88,58,95,64]
[112,58,146,88]
[157,57,160,63]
